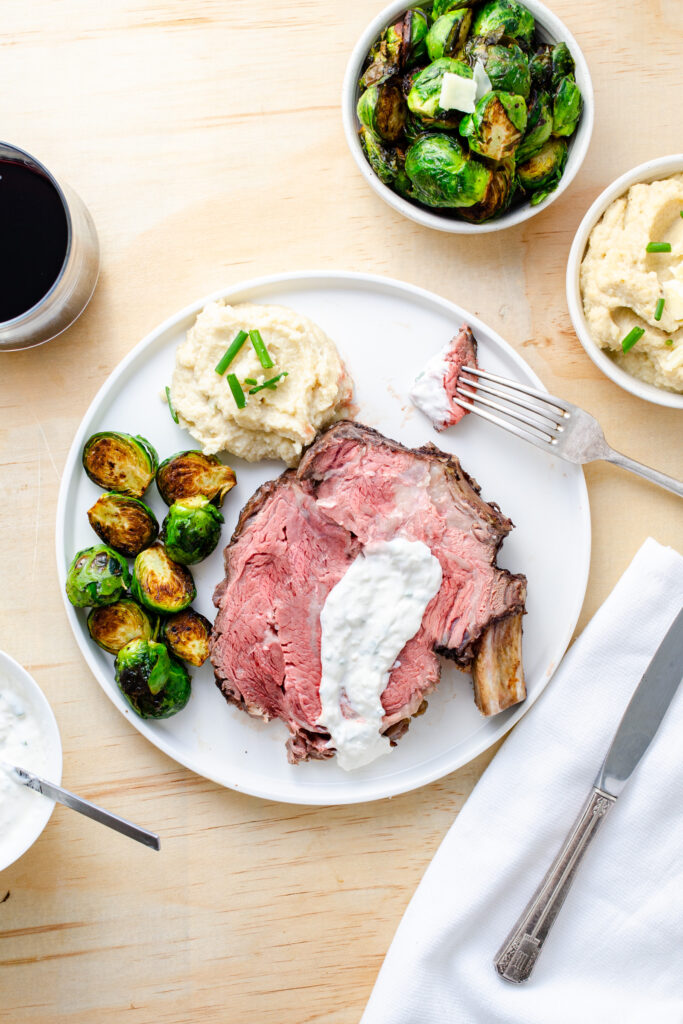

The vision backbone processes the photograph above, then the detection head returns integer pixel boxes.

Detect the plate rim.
[55,269,591,805]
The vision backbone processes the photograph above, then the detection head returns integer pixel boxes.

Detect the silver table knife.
[1,763,160,851]
[494,605,683,984]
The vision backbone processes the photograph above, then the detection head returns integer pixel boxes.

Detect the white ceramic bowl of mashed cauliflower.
[0,652,62,871]
[567,154,683,408]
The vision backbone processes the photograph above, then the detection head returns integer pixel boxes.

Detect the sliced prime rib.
[211,421,527,764]
[409,324,478,430]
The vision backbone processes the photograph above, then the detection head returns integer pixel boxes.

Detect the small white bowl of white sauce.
[0,651,62,872]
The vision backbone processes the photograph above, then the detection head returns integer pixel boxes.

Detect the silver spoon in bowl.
[0,761,160,850]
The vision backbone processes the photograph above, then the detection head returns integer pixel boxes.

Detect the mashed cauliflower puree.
[580,174,683,393]
[171,302,353,465]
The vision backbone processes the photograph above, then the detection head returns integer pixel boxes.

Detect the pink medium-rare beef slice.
[297,421,526,664]
[212,420,527,764]
[409,325,478,431]
[210,466,441,763]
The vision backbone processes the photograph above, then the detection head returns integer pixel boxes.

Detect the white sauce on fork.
[317,538,442,771]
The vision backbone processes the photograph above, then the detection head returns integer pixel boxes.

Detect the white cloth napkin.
[362,538,683,1024]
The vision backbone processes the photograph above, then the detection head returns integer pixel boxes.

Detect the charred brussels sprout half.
[115,638,190,719]
[132,544,196,614]
[459,90,526,161]
[518,137,568,205]
[529,42,574,89]
[552,75,581,137]
[161,495,223,566]
[82,432,158,498]
[386,9,431,68]
[87,599,155,654]
[66,545,131,608]
[162,608,212,667]
[471,0,535,49]
[425,9,472,61]
[516,89,552,162]
[360,39,397,89]
[156,451,236,507]
[465,39,530,98]
[405,134,491,208]
[359,128,412,196]
[458,159,516,222]
[87,492,158,558]
[407,57,472,122]
[357,78,407,143]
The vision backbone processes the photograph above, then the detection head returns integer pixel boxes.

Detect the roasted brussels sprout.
[359,128,412,196]
[82,432,158,498]
[162,608,212,667]
[360,39,397,89]
[458,159,516,222]
[405,134,492,208]
[407,57,472,122]
[518,137,568,204]
[465,39,530,97]
[459,90,526,161]
[87,599,155,654]
[386,9,431,68]
[516,88,552,162]
[156,451,236,507]
[65,545,131,608]
[357,78,407,143]
[552,75,582,137]
[161,495,224,565]
[115,638,190,719]
[529,42,574,89]
[432,0,479,16]
[132,544,196,614]
[426,9,472,61]
[471,0,535,49]
[87,492,159,558]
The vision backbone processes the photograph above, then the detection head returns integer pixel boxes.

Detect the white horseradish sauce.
[0,672,51,858]
[317,538,442,771]
[409,352,451,429]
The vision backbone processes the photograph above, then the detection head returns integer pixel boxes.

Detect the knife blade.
[2,762,160,851]
[595,605,683,796]
[495,605,683,983]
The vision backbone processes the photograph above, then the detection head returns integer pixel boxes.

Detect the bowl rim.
[0,650,62,872]
[342,0,594,234]
[566,153,683,409]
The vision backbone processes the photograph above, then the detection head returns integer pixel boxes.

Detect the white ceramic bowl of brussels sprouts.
[342,0,594,233]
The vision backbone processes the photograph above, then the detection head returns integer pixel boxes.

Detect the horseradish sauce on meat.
[0,672,50,857]
[409,354,451,430]
[317,538,442,770]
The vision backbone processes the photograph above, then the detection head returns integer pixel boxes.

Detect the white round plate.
[56,271,590,805]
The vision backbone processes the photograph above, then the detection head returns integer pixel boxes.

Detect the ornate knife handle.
[494,787,616,984]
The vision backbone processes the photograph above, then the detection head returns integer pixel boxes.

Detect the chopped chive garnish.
[680,211,683,218]
[248,371,289,395]
[244,378,258,386]
[654,297,665,321]
[621,326,645,352]
[665,338,674,346]
[646,242,672,253]
[227,373,246,409]
[165,386,179,424]
[215,330,248,374]
[249,329,274,369]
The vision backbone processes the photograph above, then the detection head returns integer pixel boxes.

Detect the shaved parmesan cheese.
[439,72,477,113]
[662,279,683,322]
[473,60,492,101]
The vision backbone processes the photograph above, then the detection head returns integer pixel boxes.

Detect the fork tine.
[451,394,555,450]
[456,386,558,442]
[459,377,567,428]
[460,366,571,414]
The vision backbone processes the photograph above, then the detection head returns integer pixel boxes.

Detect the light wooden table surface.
[1,2,681,1021]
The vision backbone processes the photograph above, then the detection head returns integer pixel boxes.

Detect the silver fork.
[453,366,683,499]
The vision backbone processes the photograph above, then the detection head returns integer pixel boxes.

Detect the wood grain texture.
[0,1,681,1021]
